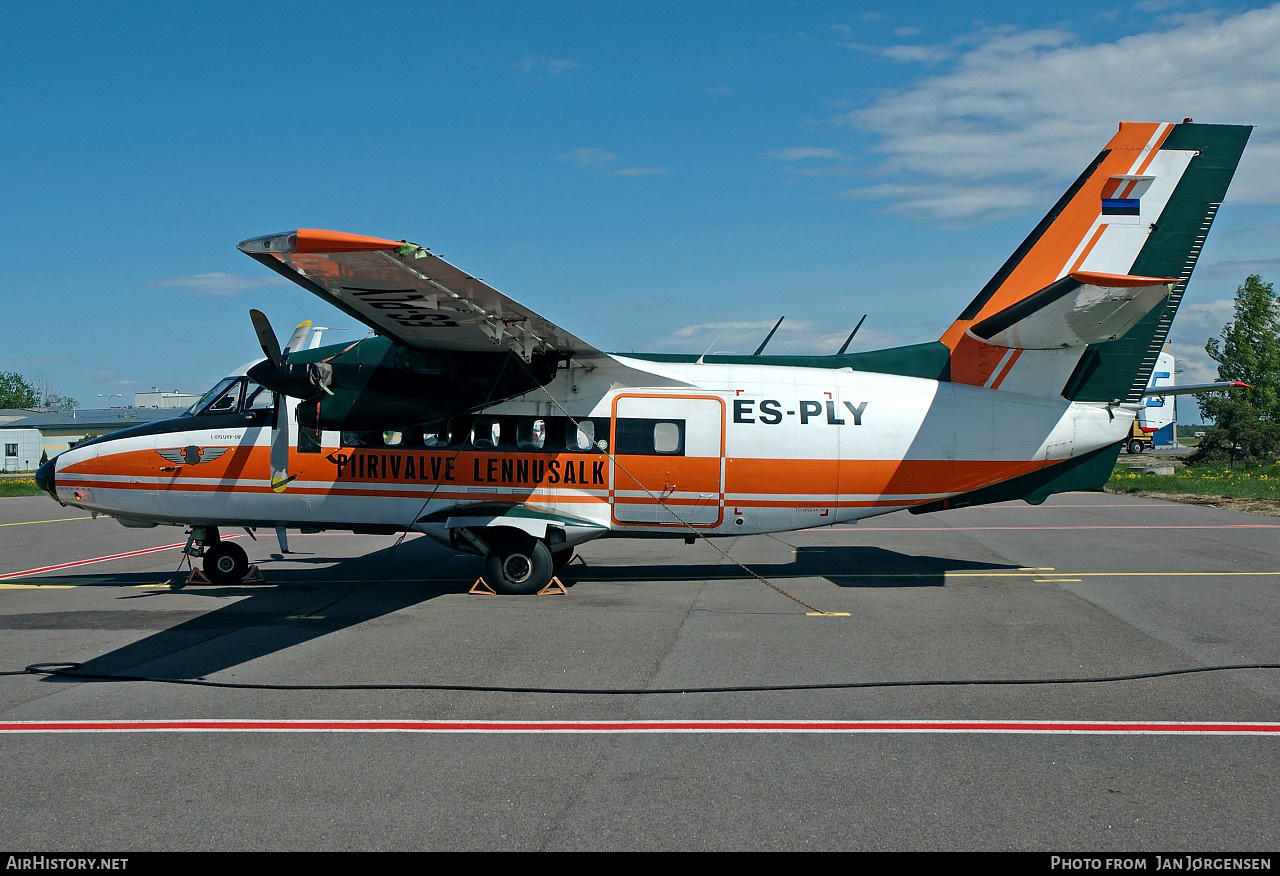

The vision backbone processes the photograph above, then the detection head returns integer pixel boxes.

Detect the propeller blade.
[269,391,293,492]
[250,309,284,368]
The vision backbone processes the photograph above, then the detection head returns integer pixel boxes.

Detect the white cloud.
[516,56,580,75]
[839,180,1044,223]
[1196,258,1280,279]
[562,147,619,168]
[614,166,668,177]
[150,273,289,297]
[1178,298,1237,334]
[839,6,1280,221]
[767,147,851,161]
[879,44,954,64]
[561,147,666,177]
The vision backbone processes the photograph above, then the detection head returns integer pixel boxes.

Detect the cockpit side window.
[245,383,274,412]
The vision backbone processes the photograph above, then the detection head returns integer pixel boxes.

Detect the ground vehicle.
[1125,419,1158,454]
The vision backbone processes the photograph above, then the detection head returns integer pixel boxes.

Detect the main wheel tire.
[1127,439,1145,455]
[551,549,576,572]
[485,535,553,595]
[203,541,249,584]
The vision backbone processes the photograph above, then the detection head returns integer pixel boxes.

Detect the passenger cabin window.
[517,418,547,451]
[342,415,612,454]
[654,422,681,454]
[471,418,501,450]
[422,421,453,448]
[614,418,686,456]
[567,421,595,452]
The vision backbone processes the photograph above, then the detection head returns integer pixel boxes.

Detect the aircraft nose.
[34,458,59,502]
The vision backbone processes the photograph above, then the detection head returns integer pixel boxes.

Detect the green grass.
[1108,461,1280,500]
[0,478,43,497]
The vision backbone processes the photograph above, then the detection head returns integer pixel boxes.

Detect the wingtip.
[238,229,404,255]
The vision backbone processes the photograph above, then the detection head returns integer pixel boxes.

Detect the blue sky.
[3,1,1278,422]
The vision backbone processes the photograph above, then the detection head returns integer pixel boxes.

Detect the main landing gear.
[452,526,568,595]
[186,526,250,584]
[483,531,553,596]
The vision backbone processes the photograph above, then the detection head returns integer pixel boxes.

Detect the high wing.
[238,228,606,364]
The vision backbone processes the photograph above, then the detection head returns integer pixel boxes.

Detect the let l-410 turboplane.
[37,120,1250,594]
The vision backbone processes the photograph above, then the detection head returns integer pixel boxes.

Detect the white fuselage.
[49,359,1133,543]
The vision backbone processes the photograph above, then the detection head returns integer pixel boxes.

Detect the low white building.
[134,388,200,409]
[1,428,43,472]
[1,408,176,463]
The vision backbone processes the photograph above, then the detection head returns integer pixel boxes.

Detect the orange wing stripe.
[294,229,404,253]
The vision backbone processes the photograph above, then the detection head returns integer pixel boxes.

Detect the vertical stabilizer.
[940,121,1250,401]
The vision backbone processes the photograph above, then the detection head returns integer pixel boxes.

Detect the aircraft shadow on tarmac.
[35,540,1011,683]
[557,544,1014,589]
[35,538,474,683]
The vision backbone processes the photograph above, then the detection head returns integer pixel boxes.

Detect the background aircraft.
[36,121,1250,594]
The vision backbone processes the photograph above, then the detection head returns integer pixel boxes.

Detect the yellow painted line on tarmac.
[807,611,851,617]
[0,516,92,527]
[944,570,1280,579]
[817,570,1280,582]
[0,582,76,589]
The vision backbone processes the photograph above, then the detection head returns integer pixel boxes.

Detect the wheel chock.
[468,576,566,595]
[537,576,567,596]
[469,577,498,595]
[185,567,212,586]
[241,565,266,583]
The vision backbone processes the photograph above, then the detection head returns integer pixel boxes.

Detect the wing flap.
[970,271,1174,350]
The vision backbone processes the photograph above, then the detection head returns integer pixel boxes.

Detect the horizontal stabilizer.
[970,271,1174,350]
[1141,380,1249,398]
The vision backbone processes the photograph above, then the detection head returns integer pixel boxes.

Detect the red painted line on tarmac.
[0,535,244,581]
[0,719,1276,736]
[850,524,1280,532]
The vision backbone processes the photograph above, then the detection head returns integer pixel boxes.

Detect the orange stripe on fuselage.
[63,444,1057,513]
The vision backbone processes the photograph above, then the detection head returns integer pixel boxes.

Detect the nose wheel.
[203,541,250,584]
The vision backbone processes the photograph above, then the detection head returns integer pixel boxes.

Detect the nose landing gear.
[184,527,252,584]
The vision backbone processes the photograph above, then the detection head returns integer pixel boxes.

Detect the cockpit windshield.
[187,377,273,418]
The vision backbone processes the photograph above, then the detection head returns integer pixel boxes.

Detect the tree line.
[1193,274,1280,465]
[0,372,78,411]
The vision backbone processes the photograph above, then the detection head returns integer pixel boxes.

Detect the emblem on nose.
[157,446,229,465]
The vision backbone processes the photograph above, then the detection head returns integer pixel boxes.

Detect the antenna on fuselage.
[836,314,867,355]
[752,316,785,357]
[696,336,720,365]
